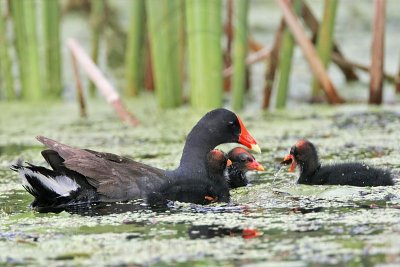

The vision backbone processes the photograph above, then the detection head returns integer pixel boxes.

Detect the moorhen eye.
[226,147,264,189]
[227,120,240,136]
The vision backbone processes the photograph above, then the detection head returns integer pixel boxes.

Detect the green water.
[1,98,400,266]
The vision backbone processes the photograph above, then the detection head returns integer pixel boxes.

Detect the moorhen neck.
[12,108,260,210]
[174,109,260,178]
[227,147,264,189]
[147,149,231,207]
[281,139,394,186]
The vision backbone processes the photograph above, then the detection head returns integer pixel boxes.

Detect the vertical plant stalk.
[177,0,185,88]
[232,0,249,110]
[186,0,223,109]
[369,0,386,104]
[43,0,62,98]
[11,0,42,100]
[311,0,338,100]
[0,3,15,100]
[147,0,182,108]
[301,2,358,81]
[68,38,139,126]
[70,50,87,118]
[223,0,233,91]
[277,0,343,104]
[144,37,154,91]
[10,0,26,97]
[396,56,400,93]
[23,0,42,100]
[125,0,145,97]
[89,0,105,97]
[275,0,302,109]
[263,19,284,109]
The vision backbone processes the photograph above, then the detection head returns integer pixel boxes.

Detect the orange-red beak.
[236,115,261,153]
[241,228,263,239]
[281,154,296,172]
[226,159,232,167]
[246,160,265,171]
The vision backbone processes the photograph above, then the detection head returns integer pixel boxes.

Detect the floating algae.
[1,101,400,266]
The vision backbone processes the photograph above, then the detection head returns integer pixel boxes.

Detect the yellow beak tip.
[258,166,265,171]
[250,144,261,154]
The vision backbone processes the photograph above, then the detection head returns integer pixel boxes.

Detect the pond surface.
[1,99,400,266]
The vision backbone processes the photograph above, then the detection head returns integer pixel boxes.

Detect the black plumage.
[281,139,394,186]
[227,147,264,189]
[146,150,230,207]
[11,108,260,210]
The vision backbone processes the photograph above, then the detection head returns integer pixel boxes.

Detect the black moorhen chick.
[227,147,264,189]
[11,108,260,209]
[281,139,394,186]
[147,149,231,207]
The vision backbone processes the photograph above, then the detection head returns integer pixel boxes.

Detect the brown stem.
[111,99,139,126]
[263,19,285,109]
[223,0,234,91]
[331,53,395,83]
[223,46,271,77]
[248,37,264,52]
[301,2,358,81]
[277,0,343,104]
[69,50,87,118]
[67,38,139,126]
[369,0,386,104]
[397,56,400,93]
[144,37,154,91]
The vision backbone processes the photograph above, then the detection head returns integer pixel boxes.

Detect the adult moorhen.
[227,147,264,189]
[11,108,261,209]
[147,149,231,207]
[281,139,394,186]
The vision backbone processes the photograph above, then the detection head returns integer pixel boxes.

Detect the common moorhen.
[11,108,261,209]
[227,147,264,189]
[281,139,394,186]
[146,149,231,207]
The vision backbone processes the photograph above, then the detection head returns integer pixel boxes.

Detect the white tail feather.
[19,168,79,197]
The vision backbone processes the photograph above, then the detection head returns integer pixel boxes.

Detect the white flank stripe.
[19,168,80,197]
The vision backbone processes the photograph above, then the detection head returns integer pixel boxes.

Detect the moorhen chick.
[11,108,261,209]
[281,139,394,186]
[147,149,231,207]
[227,147,264,189]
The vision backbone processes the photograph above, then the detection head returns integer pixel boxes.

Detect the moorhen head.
[12,108,259,210]
[281,139,394,186]
[176,108,260,176]
[227,147,264,189]
[147,149,231,207]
